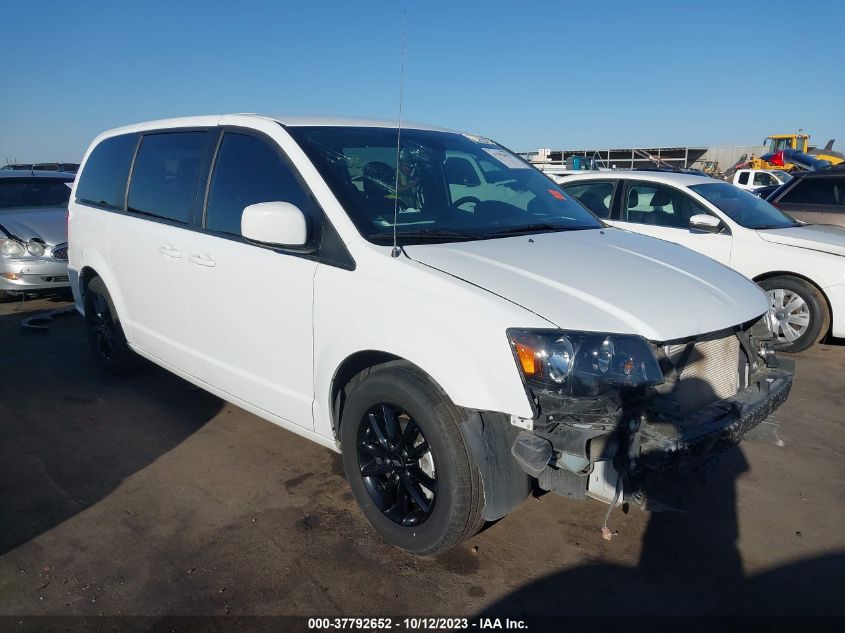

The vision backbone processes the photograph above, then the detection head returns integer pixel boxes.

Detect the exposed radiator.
[658,335,741,416]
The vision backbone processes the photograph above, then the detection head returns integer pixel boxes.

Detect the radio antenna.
[390,9,407,258]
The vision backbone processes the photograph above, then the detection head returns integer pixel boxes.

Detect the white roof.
[559,170,717,187]
[93,113,457,141]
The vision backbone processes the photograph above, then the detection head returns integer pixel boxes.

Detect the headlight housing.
[0,239,26,258]
[27,240,46,257]
[507,329,664,397]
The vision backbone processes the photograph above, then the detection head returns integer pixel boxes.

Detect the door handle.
[189,253,216,268]
[159,245,182,258]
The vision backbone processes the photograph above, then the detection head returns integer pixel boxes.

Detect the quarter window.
[561,181,615,218]
[205,133,311,237]
[75,134,138,209]
[127,132,208,223]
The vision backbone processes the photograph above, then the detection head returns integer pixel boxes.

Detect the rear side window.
[75,134,138,209]
[561,181,615,218]
[737,172,749,185]
[205,132,311,236]
[781,176,845,206]
[128,132,208,223]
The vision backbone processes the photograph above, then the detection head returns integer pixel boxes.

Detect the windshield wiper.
[486,223,595,237]
[368,229,483,243]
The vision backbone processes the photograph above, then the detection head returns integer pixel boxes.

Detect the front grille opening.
[655,335,741,416]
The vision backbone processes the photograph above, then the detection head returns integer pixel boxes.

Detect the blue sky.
[2,0,843,162]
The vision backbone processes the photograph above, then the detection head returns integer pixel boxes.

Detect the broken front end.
[505,317,793,507]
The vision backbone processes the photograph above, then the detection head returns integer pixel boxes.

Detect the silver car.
[0,170,74,302]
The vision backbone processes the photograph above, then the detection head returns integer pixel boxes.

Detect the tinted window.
[781,176,845,206]
[737,172,749,185]
[0,178,72,209]
[128,132,207,223]
[76,134,138,209]
[562,181,614,218]
[205,133,311,236]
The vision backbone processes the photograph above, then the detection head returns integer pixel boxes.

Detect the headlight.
[507,329,664,397]
[27,240,46,257]
[0,239,26,258]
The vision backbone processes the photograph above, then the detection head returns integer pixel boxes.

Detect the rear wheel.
[759,275,828,353]
[340,366,484,555]
[84,279,138,374]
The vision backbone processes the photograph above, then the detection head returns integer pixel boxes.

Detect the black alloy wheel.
[89,292,117,361]
[357,403,437,527]
[84,278,138,375]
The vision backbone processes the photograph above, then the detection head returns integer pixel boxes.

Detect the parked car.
[0,170,73,302]
[765,165,845,226]
[559,170,845,352]
[68,115,791,554]
[730,168,792,192]
[2,162,81,174]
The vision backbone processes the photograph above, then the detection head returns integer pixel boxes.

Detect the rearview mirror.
[242,201,307,247]
[689,213,722,233]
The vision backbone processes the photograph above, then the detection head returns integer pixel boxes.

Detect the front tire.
[340,365,484,555]
[759,276,828,353]
[84,278,138,374]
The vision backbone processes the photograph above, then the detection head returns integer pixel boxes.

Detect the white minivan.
[69,115,792,554]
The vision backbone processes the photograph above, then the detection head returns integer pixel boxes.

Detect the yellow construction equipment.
[749,133,843,170]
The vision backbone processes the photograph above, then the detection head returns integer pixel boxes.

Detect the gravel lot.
[1,296,843,621]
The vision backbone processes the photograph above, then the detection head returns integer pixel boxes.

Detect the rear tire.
[84,278,138,375]
[759,275,828,353]
[340,365,484,555]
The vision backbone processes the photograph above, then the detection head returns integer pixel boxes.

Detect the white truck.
[731,168,792,192]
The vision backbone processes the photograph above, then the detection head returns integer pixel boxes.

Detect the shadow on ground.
[0,303,222,556]
[481,446,845,617]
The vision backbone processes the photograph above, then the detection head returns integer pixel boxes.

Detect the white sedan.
[559,170,845,352]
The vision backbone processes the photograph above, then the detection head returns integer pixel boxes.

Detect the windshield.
[0,178,72,209]
[689,182,798,229]
[772,170,793,182]
[287,126,601,243]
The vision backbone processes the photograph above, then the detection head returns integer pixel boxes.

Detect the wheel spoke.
[398,418,420,450]
[786,313,810,327]
[401,475,430,513]
[773,288,785,308]
[361,462,391,477]
[381,404,400,441]
[368,413,390,450]
[783,296,805,314]
[358,441,387,458]
[408,465,436,492]
[407,440,429,460]
[781,324,798,342]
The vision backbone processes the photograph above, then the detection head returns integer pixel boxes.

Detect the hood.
[405,228,767,342]
[757,224,845,257]
[0,207,67,245]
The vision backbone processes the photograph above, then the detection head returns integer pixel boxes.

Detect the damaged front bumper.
[510,361,794,506]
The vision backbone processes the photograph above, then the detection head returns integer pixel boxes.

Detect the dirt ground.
[0,296,843,623]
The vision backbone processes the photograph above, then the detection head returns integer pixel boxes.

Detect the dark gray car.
[768,166,845,226]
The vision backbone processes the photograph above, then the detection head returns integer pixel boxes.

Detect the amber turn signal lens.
[515,343,537,375]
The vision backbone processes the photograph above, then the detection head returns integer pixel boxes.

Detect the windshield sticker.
[481,147,530,170]
[548,189,565,200]
[462,132,494,145]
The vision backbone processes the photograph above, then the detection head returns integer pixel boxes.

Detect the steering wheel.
[452,196,481,209]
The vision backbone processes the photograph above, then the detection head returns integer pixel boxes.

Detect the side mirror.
[241,201,307,247]
[689,213,722,233]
